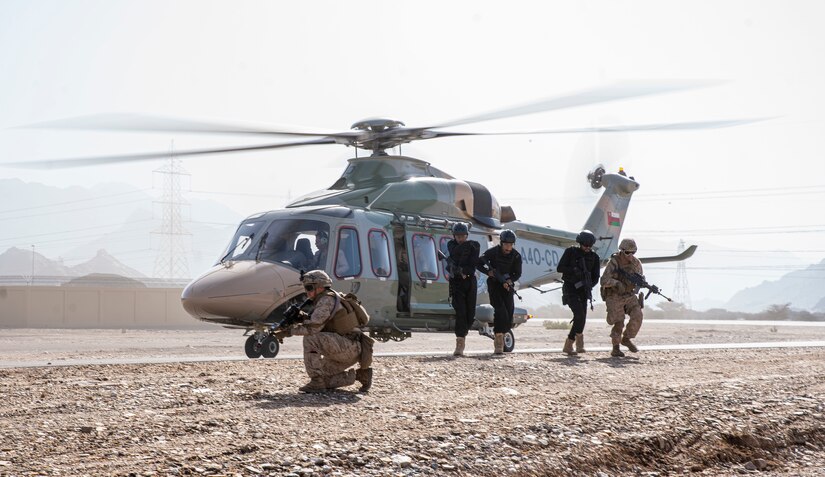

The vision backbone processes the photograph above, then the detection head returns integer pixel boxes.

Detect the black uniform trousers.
[563,284,589,340]
[488,278,515,334]
[451,277,477,338]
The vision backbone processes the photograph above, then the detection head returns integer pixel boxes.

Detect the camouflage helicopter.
[6,81,755,358]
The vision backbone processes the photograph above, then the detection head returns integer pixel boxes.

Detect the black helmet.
[451,222,469,235]
[576,230,596,247]
[500,229,516,244]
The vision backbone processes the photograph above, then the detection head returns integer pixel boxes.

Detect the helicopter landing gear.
[370,328,411,343]
[478,325,515,353]
[244,334,264,359]
[261,336,280,358]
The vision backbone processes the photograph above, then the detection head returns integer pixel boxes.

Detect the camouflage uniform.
[291,290,363,389]
[600,252,644,347]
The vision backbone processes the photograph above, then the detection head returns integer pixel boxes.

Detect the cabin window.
[368,229,392,277]
[220,220,267,262]
[438,236,450,279]
[411,233,439,280]
[335,227,362,278]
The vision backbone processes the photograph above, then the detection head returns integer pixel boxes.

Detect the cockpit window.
[219,218,330,270]
[219,220,267,262]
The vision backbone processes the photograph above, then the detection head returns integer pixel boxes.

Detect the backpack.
[337,292,371,327]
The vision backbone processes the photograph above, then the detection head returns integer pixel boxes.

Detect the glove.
[273,329,291,342]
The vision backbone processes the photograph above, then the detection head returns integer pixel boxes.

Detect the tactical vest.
[319,290,360,335]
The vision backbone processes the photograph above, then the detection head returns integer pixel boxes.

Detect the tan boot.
[298,376,327,393]
[562,338,577,356]
[493,333,504,355]
[621,336,639,353]
[355,368,373,393]
[575,334,586,353]
[453,337,466,357]
[611,345,625,358]
[326,369,356,389]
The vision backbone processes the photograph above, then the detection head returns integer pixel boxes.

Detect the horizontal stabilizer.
[639,245,698,264]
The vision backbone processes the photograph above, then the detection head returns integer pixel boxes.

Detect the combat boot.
[562,338,577,356]
[453,337,465,357]
[621,336,639,353]
[356,368,373,392]
[611,345,625,357]
[493,333,504,355]
[326,369,356,389]
[575,334,586,353]
[298,376,327,393]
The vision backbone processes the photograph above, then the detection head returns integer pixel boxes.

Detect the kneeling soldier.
[276,270,373,393]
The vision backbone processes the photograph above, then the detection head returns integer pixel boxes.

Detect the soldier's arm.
[600,260,621,287]
[511,252,522,282]
[556,248,574,275]
[291,295,336,336]
[476,249,491,275]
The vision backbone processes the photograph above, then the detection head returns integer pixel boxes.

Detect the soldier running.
[599,238,644,357]
[477,229,522,355]
[446,222,480,357]
[557,230,600,355]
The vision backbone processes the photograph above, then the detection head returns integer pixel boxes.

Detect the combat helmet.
[500,229,516,244]
[576,229,596,247]
[451,222,469,235]
[301,269,333,288]
[619,238,638,253]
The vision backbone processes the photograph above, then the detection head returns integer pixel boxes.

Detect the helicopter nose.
[181,262,301,321]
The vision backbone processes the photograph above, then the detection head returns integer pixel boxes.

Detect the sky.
[1,0,824,309]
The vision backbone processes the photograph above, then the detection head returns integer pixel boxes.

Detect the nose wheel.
[244,332,281,359]
[244,334,264,358]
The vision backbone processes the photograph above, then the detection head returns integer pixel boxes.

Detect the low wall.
[0,286,211,329]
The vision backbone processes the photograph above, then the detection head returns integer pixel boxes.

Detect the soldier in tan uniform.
[600,238,644,358]
[275,270,373,393]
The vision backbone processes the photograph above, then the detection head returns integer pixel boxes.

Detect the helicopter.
[5,81,756,358]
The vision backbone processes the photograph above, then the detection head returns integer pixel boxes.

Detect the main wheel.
[261,336,280,358]
[244,335,264,359]
[503,330,515,353]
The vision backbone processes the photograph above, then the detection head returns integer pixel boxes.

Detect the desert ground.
[0,320,824,476]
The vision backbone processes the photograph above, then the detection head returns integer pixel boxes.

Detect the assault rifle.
[577,256,594,310]
[274,297,312,332]
[482,256,522,301]
[615,267,673,302]
[437,250,463,279]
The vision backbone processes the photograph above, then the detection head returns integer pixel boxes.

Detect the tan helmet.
[619,238,638,252]
[301,269,332,288]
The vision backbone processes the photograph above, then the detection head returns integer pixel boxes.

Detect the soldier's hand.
[273,329,291,342]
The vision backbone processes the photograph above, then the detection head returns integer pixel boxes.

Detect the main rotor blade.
[0,138,337,169]
[20,113,361,140]
[426,117,769,138]
[430,80,724,129]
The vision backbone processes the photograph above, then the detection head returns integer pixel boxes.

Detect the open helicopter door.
[391,222,453,322]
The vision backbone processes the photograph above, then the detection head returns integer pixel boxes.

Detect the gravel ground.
[0,322,824,476]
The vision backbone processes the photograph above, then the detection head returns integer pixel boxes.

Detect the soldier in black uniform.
[477,229,522,355]
[556,230,601,355]
[446,222,480,357]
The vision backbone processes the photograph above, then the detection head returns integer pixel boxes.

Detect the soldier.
[311,231,329,269]
[446,222,480,357]
[477,229,522,355]
[275,270,373,393]
[600,238,643,358]
[556,230,600,355]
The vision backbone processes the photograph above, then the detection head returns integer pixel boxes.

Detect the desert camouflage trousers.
[303,332,361,387]
[605,293,643,346]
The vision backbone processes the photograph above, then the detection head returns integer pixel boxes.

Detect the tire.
[261,336,280,358]
[503,330,515,353]
[244,335,263,359]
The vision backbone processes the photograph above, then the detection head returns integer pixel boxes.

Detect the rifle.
[615,267,673,302]
[482,255,522,301]
[577,256,594,310]
[436,250,464,279]
[271,297,313,337]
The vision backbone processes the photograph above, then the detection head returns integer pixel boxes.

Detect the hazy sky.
[1,1,824,307]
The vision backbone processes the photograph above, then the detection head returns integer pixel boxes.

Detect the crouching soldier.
[275,270,374,393]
